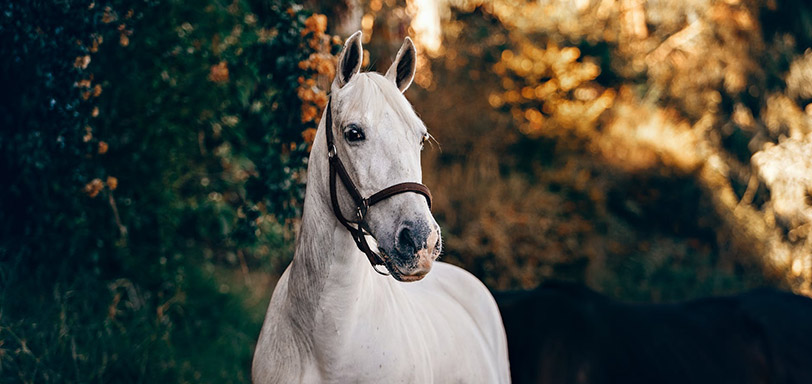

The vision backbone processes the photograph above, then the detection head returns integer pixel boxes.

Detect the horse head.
[325,31,441,282]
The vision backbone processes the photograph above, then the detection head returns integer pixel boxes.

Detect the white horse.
[252,31,510,383]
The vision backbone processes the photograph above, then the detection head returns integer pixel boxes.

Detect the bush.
[0,0,335,382]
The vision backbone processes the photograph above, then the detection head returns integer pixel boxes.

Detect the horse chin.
[383,250,435,282]
[391,268,429,282]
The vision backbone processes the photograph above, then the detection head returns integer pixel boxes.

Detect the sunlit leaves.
[492,37,613,138]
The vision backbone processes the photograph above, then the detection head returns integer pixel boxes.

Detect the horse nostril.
[397,226,415,254]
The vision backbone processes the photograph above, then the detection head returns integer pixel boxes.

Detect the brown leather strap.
[368,182,432,208]
[328,157,360,231]
[325,100,365,208]
[323,97,433,271]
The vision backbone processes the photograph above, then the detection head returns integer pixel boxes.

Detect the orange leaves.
[298,13,335,66]
[297,80,328,106]
[101,6,116,24]
[83,178,104,198]
[79,81,103,100]
[492,38,613,138]
[300,105,318,123]
[207,61,229,83]
[83,176,119,197]
[74,55,91,69]
[89,34,103,53]
[302,14,332,53]
[315,58,335,80]
[75,75,101,101]
[301,128,317,144]
[296,59,330,126]
[303,14,327,35]
[297,53,335,79]
[295,14,338,150]
[313,90,328,109]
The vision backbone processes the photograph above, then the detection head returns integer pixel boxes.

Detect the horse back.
[496,281,812,384]
[410,261,511,383]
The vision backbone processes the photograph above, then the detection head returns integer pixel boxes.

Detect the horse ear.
[385,37,416,93]
[333,31,363,90]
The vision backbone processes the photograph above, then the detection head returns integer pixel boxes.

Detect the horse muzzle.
[386,220,441,282]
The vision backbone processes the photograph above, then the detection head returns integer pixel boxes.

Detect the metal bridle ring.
[372,263,390,276]
[356,198,369,221]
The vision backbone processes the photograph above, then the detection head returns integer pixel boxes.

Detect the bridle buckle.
[356,198,369,221]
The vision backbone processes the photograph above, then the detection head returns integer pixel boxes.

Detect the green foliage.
[0,0,321,382]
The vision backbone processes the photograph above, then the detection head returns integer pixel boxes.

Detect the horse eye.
[343,124,365,142]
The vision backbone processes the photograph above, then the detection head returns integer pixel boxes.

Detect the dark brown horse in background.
[496,281,812,384]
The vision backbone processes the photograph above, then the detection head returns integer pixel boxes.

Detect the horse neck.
[286,136,378,331]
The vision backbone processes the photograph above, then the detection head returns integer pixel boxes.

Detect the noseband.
[324,97,433,276]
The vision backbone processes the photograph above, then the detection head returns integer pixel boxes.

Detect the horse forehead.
[338,74,423,133]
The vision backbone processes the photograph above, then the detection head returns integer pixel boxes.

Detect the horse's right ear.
[333,31,363,90]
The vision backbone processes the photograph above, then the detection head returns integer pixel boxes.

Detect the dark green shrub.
[0,0,332,382]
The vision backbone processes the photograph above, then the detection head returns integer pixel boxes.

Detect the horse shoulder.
[432,262,505,331]
[420,262,511,381]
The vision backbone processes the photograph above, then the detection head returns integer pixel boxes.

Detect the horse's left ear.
[385,37,417,93]
[333,31,364,90]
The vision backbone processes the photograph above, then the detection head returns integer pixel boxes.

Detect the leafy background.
[1,0,811,382]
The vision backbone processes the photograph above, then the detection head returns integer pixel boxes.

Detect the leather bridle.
[324,97,433,276]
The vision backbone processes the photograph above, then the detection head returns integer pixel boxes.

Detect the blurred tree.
[356,0,812,298]
[477,0,812,293]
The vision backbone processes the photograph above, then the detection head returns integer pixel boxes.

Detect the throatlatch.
[324,97,433,275]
